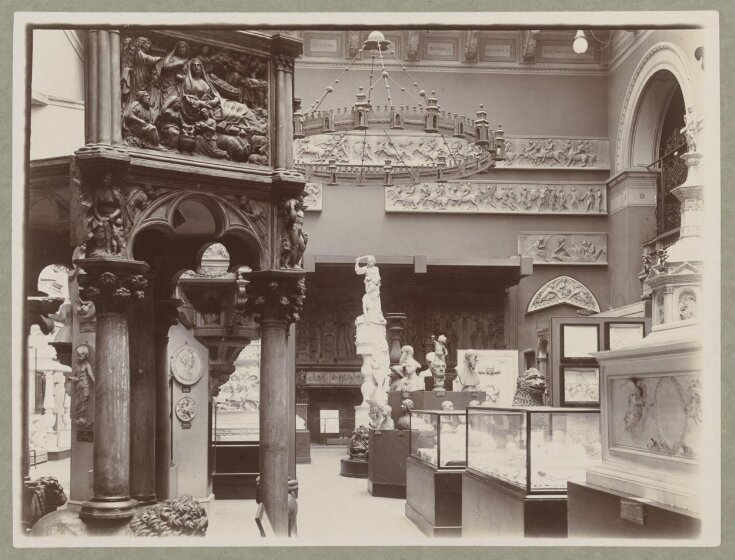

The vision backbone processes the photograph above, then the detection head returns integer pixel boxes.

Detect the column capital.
[243,270,306,327]
[273,53,295,74]
[75,258,149,314]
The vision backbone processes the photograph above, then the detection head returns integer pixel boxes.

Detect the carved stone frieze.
[386,182,606,214]
[120,33,270,164]
[303,183,322,212]
[499,137,609,169]
[294,133,483,167]
[519,232,608,265]
[244,273,306,326]
[527,275,600,314]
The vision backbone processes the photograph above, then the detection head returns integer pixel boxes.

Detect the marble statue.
[426,349,447,393]
[441,400,454,411]
[391,345,423,392]
[70,344,95,426]
[82,171,126,258]
[397,398,414,430]
[458,349,481,391]
[355,255,385,324]
[368,401,395,430]
[280,197,308,269]
[48,302,73,344]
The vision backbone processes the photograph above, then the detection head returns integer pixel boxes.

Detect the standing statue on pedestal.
[70,344,95,427]
[355,255,385,324]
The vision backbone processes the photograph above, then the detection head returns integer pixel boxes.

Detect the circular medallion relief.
[171,346,203,386]
[175,396,197,423]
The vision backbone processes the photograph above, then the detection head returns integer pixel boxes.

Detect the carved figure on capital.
[280,197,308,269]
[244,276,306,326]
[80,171,128,259]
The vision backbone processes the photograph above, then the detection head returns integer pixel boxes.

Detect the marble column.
[128,277,156,505]
[244,271,305,536]
[76,257,148,521]
[273,54,295,170]
[96,30,112,146]
[287,323,296,481]
[82,28,122,149]
[153,299,181,502]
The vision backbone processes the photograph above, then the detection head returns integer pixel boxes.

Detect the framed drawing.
[606,322,645,350]
[171,345,204,386]
[561,324,600,359]
[456,350,519,407]
[561,366,600,406]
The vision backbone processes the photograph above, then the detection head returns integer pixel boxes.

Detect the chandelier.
[292,31,508,186]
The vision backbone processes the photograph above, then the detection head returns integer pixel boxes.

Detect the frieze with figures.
[120,34,270,164]
[519,232,608,265]
[498,137,609,169]
[385,182,606,214]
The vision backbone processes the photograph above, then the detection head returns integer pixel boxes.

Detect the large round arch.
[615,42,698,174]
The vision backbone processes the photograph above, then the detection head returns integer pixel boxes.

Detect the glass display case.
[409,410,467,469]
[466,406,601,493]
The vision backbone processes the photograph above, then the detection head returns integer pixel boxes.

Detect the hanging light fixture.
[292,30,507,186]
[573,30,588,54]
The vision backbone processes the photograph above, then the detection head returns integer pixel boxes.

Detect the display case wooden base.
[405,456,463,537]
[461,470,568,538]
[368,429,410,498]
[296,429,311,464]
[212,442,259,499]
[567,481,701,539]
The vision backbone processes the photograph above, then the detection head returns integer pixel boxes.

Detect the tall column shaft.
[84,312,135,512]
[282,68,295,170]
[109,31,123,146]
[287,323,296,480]
[274,67,288,170]
[129,288,156,505]
[86,31,98,144]
[96,30,112,145]
[260,318,290,535]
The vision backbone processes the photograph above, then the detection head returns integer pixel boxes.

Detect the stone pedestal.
[76,257,148,521]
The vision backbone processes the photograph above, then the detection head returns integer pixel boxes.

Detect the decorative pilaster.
[243,270,305,536]
[153,298,182,502]
[76,257,148,521]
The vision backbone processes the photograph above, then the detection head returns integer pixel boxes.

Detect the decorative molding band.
[498,136,610,170]
[527,275,600,314]
[519,232,608,265]
[385,181,607,215]
[303,182,322,212]
[607,30,655,75]
[295,59,609,76]
[297,370,363,386]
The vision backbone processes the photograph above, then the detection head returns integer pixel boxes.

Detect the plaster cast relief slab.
[527,275,600,314]
[609,374,700,460]
[456,349,519,406]
[171,345,204,386]
[385,182,606,214]
[303,182,322,212]
[498,137,609,169]
[519,232,608,265]
[175,396,198,423]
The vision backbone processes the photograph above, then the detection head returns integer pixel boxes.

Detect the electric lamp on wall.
[573,30,589,54]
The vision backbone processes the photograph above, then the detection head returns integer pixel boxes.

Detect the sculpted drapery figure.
[155,40,191,116]
[458,350,481,391]
[70,345,95,427]
[280,197,308,269]
[83,171,127,258]
[122,37,162,108]
[355,255,385,324]
[123,90,161,148]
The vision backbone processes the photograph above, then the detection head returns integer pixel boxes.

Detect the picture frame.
[561,366,600,406]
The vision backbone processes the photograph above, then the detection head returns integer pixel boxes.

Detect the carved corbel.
[521,30,540,63]
[75,258,149,314]
[243,272,306,327]
[464,31,478,62]
[406,31,420,61]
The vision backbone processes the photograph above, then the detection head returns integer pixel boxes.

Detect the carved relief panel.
[386,182,606,214]
[519,232,608,265]
[120,32,270,165]
[498,137,610,169]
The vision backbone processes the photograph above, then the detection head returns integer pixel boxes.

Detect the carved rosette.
[75,259,149,314]
[244,273,306,327]
[273,54,295,74]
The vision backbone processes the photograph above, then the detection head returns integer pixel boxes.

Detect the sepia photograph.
[9,7,723,552]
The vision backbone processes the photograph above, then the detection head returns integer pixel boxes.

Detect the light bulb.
[573,30,588,54]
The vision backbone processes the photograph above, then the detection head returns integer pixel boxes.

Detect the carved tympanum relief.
[611,374,701,459]
[519,232,608,265]
[386,182,606,214]
[121,34,269,164]
[499,137,609,169]
[527,275,600,314]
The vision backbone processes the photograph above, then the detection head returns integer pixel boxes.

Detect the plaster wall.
[168,325,212,501]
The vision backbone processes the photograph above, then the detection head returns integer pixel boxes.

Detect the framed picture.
[561,367,600,406]
[607,322,645,350]
[456,349,519,407]
[561,324,600,359]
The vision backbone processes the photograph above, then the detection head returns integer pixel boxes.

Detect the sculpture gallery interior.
[17,19,719,543]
